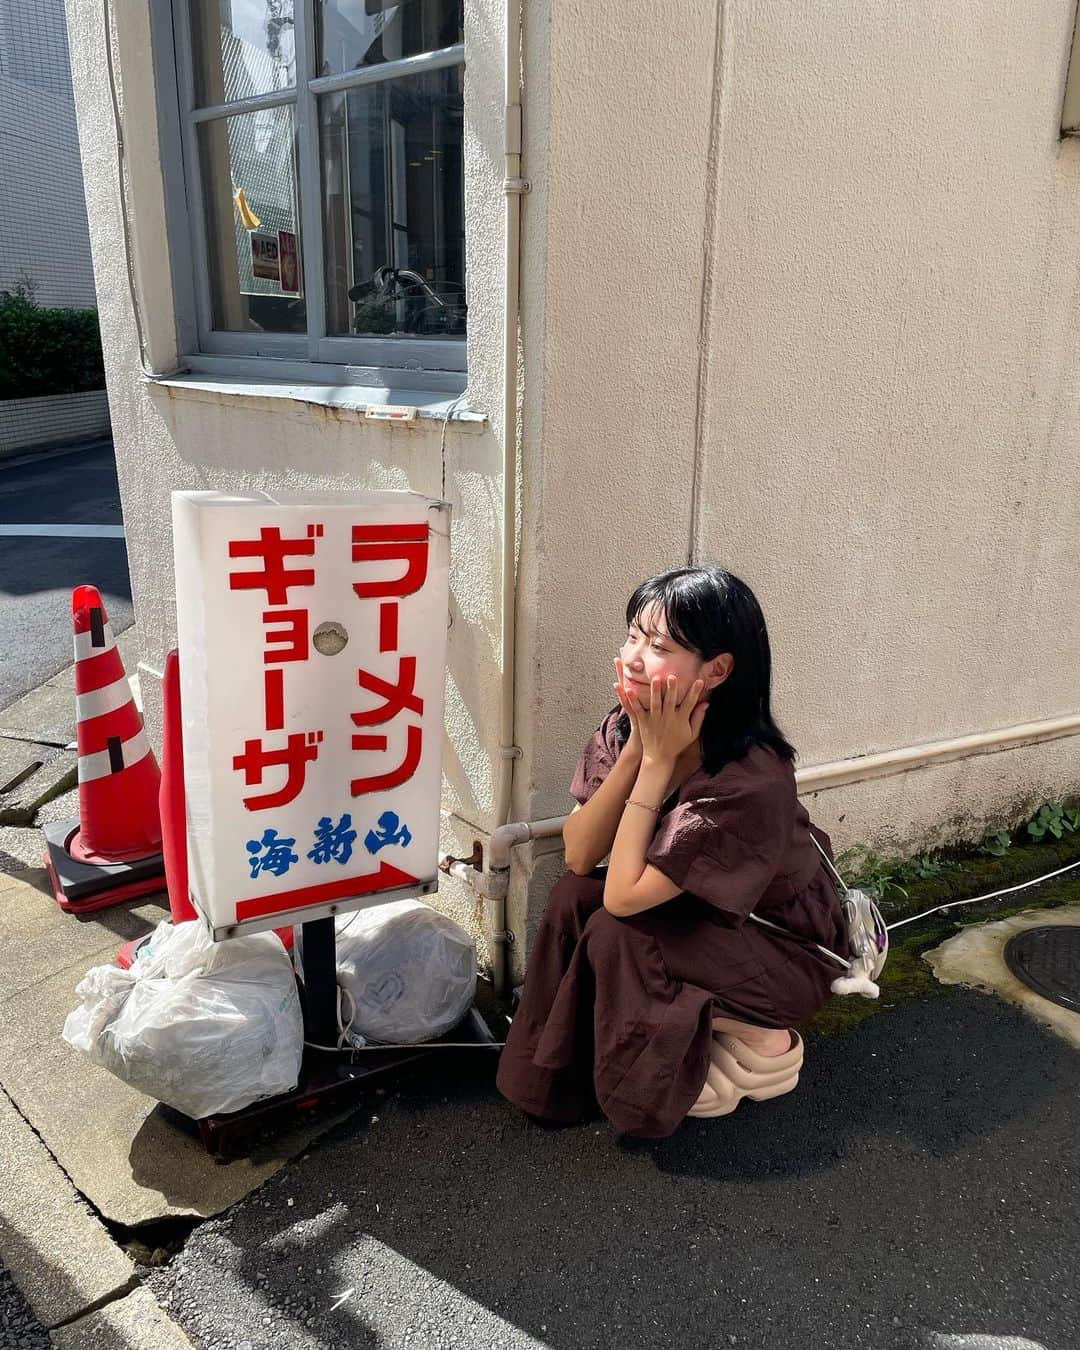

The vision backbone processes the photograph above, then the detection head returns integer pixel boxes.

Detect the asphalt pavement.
[0,440,132,713]
[0,1261,49,1348]
[149,989,1078,1350]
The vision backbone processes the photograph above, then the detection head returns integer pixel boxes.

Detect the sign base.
[161,1003,504,1158]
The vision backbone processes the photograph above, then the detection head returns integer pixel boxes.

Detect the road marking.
[0,524,125,538]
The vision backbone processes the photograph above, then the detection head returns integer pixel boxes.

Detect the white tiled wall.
[0,391,111,457]
[0,0,95,309]
[0,0,72,95]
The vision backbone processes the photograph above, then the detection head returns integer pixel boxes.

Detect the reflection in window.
[320,66,465,339]
[317,0,462,77]
[191,0,296,105]
[200,105,306,333]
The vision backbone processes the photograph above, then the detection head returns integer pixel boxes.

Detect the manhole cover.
[1003,926,1080,1013]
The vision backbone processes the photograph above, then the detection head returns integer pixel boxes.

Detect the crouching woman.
[495,565,849,1139]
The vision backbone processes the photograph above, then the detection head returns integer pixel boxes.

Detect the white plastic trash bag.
[62,919,304,1119]
[300,899,476,1045]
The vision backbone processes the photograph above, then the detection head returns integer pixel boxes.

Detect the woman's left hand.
[630,676,708,765]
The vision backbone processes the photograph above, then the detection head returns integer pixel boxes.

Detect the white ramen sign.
[172,490,450,938]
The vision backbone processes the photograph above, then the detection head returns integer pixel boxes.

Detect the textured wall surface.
[64,0,1080,984]
[506,0,1080,976]
[693,0,1080,768]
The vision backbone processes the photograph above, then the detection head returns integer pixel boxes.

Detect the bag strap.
[746,911,850,970]
[808,832,849,895]
[743,831,853,971]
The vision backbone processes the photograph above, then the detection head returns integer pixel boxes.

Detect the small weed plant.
[1025,802,1080,842]
[980,830,1012,857]
[834,799,1079,902]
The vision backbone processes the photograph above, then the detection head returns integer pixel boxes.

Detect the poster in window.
[250,231,281,281]
[278,230,301,294]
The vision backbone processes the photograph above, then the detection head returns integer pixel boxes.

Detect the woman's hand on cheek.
[636,676,707,765]
[613,658,643,758]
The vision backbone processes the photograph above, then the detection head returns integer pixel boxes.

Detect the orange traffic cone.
[43,585,166,912]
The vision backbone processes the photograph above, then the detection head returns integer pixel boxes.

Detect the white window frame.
[149,2,467,388]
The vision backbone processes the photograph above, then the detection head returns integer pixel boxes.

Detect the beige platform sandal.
[686,1029,804,1119]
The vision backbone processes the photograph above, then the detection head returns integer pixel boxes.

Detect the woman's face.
[619,604,722,710]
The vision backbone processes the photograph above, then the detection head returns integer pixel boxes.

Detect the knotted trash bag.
[298,899,476,1045]
[62,919,303,1119]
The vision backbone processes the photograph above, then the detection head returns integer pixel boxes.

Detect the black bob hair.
[614,565,796,775]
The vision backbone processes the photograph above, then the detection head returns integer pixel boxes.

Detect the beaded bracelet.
[625,797,661,814]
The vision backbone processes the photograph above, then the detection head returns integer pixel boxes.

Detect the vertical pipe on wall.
[687,0,729,568]
[491,0,528,992]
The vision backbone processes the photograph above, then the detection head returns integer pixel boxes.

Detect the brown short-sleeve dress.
[495,708,849,1138]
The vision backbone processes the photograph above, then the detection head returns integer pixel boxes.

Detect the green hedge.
[0,285,105,400]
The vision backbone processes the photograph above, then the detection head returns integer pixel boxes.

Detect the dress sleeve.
[645,767,794,924]
[569,708,623,805]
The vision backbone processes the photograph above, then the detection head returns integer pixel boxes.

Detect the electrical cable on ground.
[884,856,1080,932]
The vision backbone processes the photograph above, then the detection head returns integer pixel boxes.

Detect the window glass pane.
[320,66,465,339]
[199,106,307,333]
[191,0,296,106]
[317,0,462,78]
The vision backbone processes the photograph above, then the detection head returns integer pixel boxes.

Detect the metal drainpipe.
[444,817,566,997]
[486,0,528,992]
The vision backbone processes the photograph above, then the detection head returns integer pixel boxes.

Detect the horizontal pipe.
[797,713,1080,793]
[488,817,566,871]
[481,712,1080,868]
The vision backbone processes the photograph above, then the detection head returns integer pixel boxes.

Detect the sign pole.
[168,491,509,1157]
[300,917,339,1049]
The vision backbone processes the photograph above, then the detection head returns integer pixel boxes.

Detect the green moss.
[804,842,1080,1040]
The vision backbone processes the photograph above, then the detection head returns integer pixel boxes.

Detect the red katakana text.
[351,657,423,727]
[228,525,322,605]
[264,668,285,730]
[263,608,309,662]
[233,730,324,810]
[379,601,398,651]
[351,724,422,795]
[352,523,428,599]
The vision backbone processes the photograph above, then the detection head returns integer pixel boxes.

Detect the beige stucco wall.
[65,0,1080,986]
[510,0,1080,979]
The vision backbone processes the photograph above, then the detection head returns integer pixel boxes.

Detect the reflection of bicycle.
[347,266,467,336]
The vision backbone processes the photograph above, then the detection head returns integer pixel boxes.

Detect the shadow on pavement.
[155,989,1078,1350]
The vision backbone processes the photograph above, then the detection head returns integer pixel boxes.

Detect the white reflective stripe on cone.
[78,728,151,783]
[73,621,116,662]
[75,676,134,723]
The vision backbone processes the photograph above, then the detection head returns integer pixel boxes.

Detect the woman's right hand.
[613,657,644,762]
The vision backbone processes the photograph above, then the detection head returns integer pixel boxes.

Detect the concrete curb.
[0,747,77,826]
[0,1085,134,1328]
[50,1288,197,1349]
[0,1086,197,1346]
